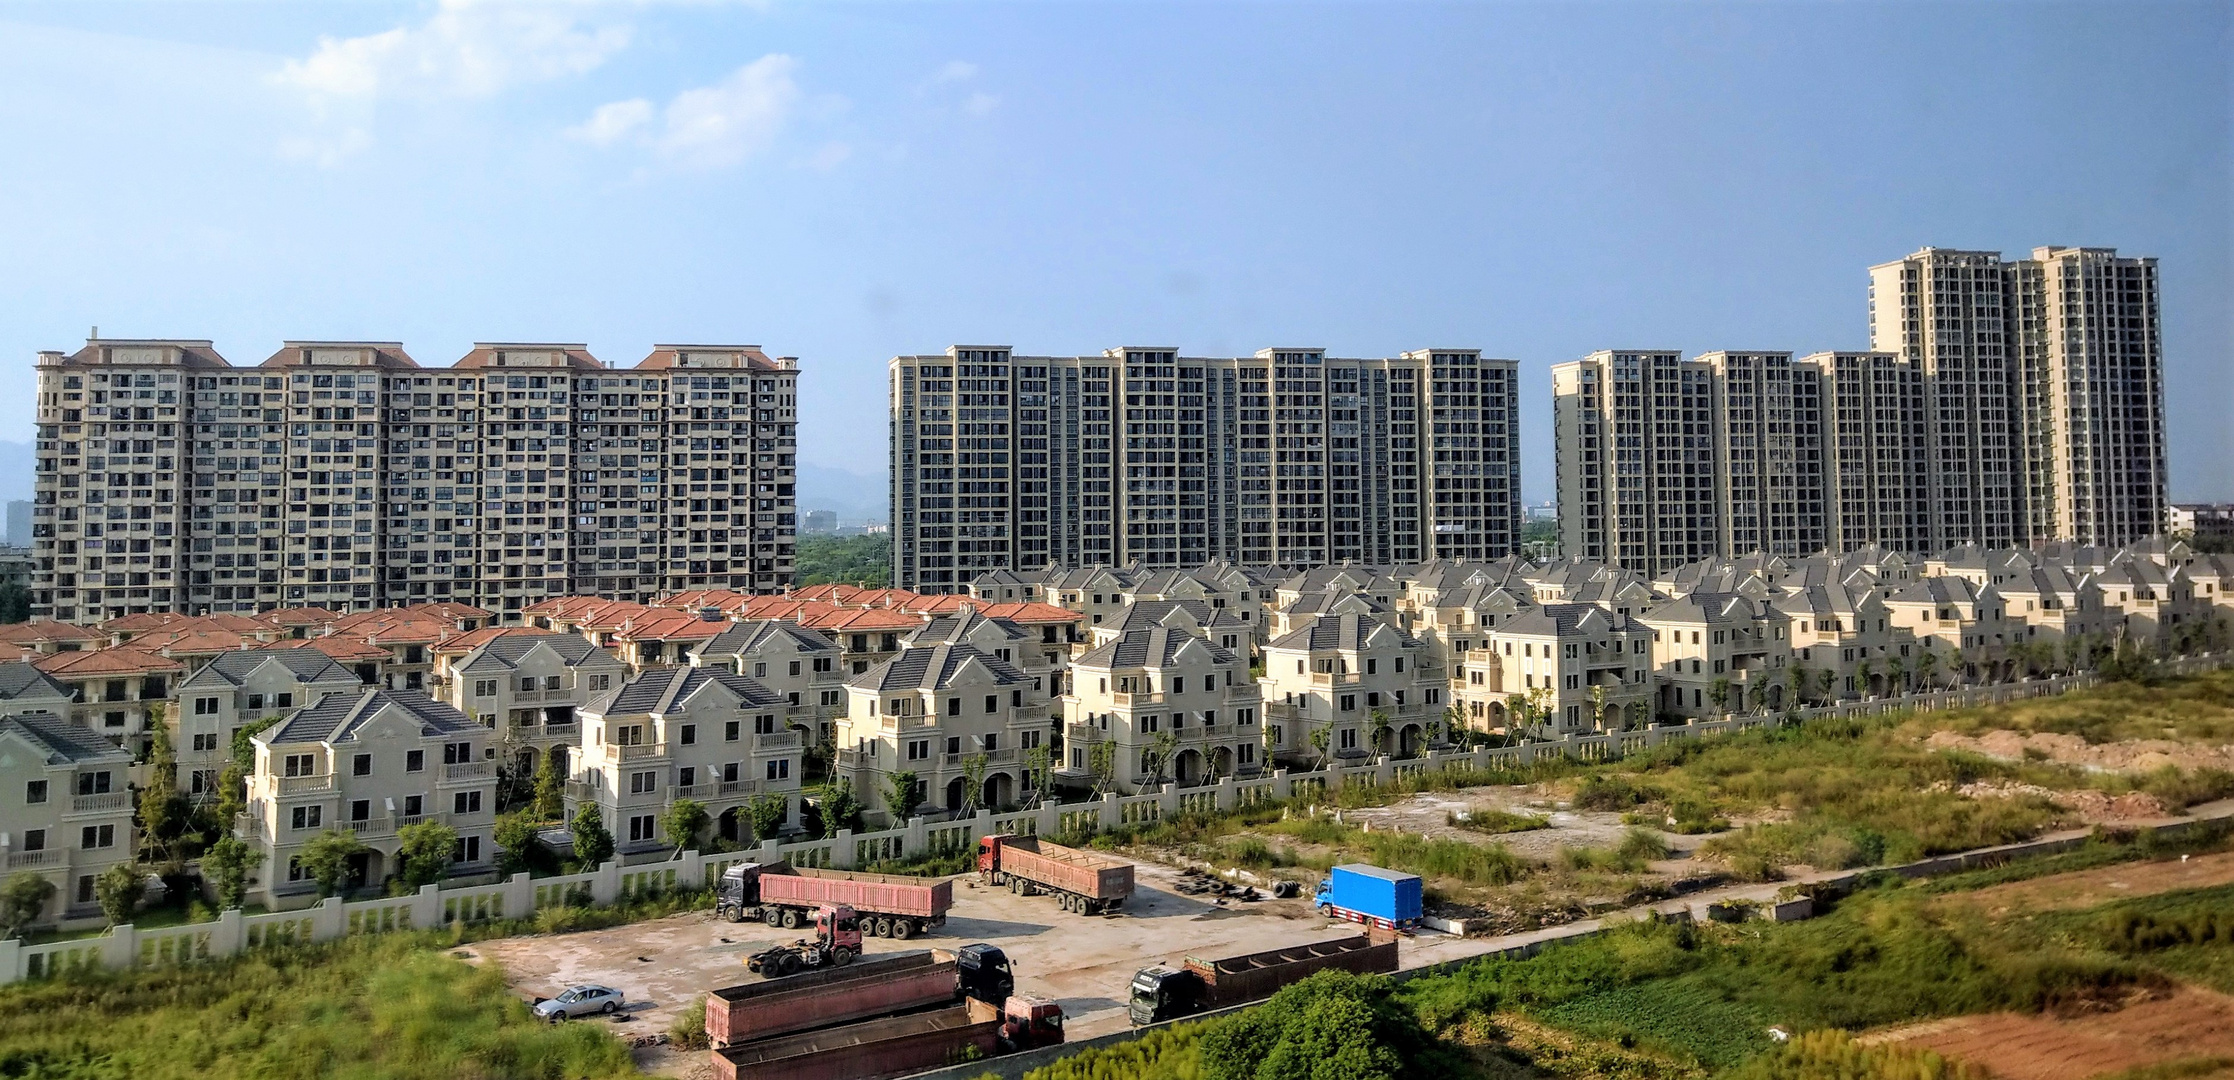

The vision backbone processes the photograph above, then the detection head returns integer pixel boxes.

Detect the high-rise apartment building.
[888,346,1520,592]
[1551,350,1719,576]
[1797,351,1931,552]
[1868,248,2023,549]
[2006,247,2167,547]
[1699,351,1826,558]
[30,337,798,622]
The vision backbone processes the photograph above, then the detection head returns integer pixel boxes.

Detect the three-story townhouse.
[245,688,496,906]
[1638,593,1795,718]
[0,709,135,926]
[1257,614,1439,766]
[173,646,366,799]
[1883,577,2012,687]
[1461,603,1654,735]
[1783,583,1897,701]
[31,645,181,750]
[1994,564,2112,668]
[834,644,1040,821]
[691,619,848,743]
[1059,627,1262,792]
[573,666,799,853]
[443,631,627,778]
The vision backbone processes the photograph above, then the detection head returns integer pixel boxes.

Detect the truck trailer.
[716,862,953,939]
[1313,865,1423,930]
[703,946,1014,1048]
[1128,934,1401,1024]
[710,996,1064,1080]
[977,834,1135,915]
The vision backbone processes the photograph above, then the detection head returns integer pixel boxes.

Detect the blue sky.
[1,0,2226,504]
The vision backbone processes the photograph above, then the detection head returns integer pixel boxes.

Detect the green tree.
[1020,745,1052,808]
[569,805,615,868]
[1307,725,1333,770]
[1856,657,1875,696]
[1086,739,1117,797]
[530,752,565,822]
[1198,971,1433,1080]
[215,762,247,827]
[1587,683,1609,731]
[0,582,32,623]
[958,753,990,813]
[395,820,458,890]
[792,534,892,588]
[747,793,787,842]
[883,769,920,821]
[94,863,143,927]
[493,813,544,874]
[298,830,367,898]
[1816,666,1838,703]
[1786,664,1810,710]
[201,834,256,910]
[1886,653,1909,694]
[231,716,280,773]
[817,781,862,839]
[1149,730,1180,784]
[1708,676,1732,715]
[663,798,710,854]
[1916,648,1941,691]
[0,873,56,938]
[136,714,186,865]
[1366,708,1394,756]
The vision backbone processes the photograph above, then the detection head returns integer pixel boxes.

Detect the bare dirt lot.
[1883,986,2234,1080]
[1935,850,2234,916]
[463,860,1379,1075]
[1926,727,2234,775]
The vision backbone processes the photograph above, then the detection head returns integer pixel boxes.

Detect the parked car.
[534,984,625,1021]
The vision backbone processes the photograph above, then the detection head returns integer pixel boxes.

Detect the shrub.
[1725,1029,1984,1080]
[669,997,710,1050]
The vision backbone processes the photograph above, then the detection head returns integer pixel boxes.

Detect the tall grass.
[0,933,636,1080]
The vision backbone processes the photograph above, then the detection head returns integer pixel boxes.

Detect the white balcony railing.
[274,775,333,797]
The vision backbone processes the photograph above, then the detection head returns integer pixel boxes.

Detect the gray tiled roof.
[846,644,1027,692]
[1075,627,1235,670]
[693,620,837,660]
[0,661,71,702]
[1496,603,1638,637]
[177,646,358,689]
[905,611,1027,648]
[590,666,781,716]
[1267,613,1418,652]
[455,633,617,674]
[0,712,128,764]
[266,688,477,745]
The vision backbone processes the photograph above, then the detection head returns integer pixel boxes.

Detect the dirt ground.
[1926,728,2234,775]
[462,860,1374,1076]
[1935,849,2234,916]
[1880,986,2234,1080]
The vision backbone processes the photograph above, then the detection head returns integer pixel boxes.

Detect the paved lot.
[465,859,1370,1047]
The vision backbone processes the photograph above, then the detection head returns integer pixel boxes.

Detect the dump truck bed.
[704,950,956,1047]
[710,999,1001,1080]
[1002,838,1135,901]
[1185,934,1400,1007]
[760,866,953,920]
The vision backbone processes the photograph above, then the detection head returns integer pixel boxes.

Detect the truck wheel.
[833,946,854,967]
[764,909,782,927]
[873,916,892,938]
[779,954,801,976]
[892,920,915,940]
[781,909,801,930]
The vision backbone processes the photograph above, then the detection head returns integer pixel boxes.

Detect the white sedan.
[533,984,626,1021]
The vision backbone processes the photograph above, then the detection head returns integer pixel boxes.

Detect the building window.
[454,835,482,864]
[283,754,314,778]
[193,697,219,716]
[678,767,696,787]
[77,771,111,795]
[351,800,370,822]
[406,750,425,772]
[907,740,929,761]
[24,780,46,804]
[628,815,657,843]
[725,720,740,742]
[21,829,44,852]
[765,759,791,781]
[680,724,697,746]
[589,673,610,691]
[452,790,482,814]
[352,753,372,777]
[474,679,497,697]
[289,806,321,831]
[629,771,657,795]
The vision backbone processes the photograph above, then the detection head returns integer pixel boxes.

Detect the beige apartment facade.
[31,337,799,624]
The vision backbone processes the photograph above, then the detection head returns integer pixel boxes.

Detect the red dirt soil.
[1888,986,2234,1080]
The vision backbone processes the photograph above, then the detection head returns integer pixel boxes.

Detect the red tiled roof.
[804,607,923,633]
[302,635,393,663]
[256,607,344,629]
[100,612,188,633]
[138,630,256,655]
[430,626,551,654]
[977,602,1087,624]
[0,621,106,647]
[34,646,184,677]
[575,601,656,631]
[611,611,728,641]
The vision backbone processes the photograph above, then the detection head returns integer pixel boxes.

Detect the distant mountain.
[795,462,889,523]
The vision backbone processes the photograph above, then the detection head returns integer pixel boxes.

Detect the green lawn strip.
[0,932,637,1080]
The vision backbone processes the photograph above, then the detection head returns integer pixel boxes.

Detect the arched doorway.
[1209,746,1233,780]
[945,777,967,813]
[515,745,538,776]
[546,744,568,776]
[1398,724,1422,758]
[982,772,1014,810]
[1173,749,1203,787]
[717,806,742,843]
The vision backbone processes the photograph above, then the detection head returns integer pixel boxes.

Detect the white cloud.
[574,54,804,168]
[918,59,997,117]
[963,91,999,117]
[275,0,632,101]
[277,127,373,167]
[926,60,977,87]
[799,141,852,171]
[567,97,654,145]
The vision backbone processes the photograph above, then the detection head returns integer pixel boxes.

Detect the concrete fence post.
[592,857,622,905]
[504,871,534,916]
[1035,800,1061,836]
[0,937,19,986]
[1270,767,1291,801]
[312,896,346,942]
[1214,776,1237,812]
[102,924,138,969]
[904,814,928,857]
[210,907,245,960]
[414,883,442,926]
[1156,783,1178,816]
[833,829,857,870]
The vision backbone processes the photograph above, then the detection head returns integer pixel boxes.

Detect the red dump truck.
[704,946,1014,1048]
[977,834,1135,915]
[716,862,953,938]
[711,996,1064,1080]
[1127,934,1401,1024]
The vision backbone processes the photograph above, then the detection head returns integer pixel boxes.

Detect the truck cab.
[954,943,1015,1003]
[975,834,1009,876]
[716,864,765,919]
[814,904,864,953]
[998,996,1066,1051]
[1128,965,1204,1026]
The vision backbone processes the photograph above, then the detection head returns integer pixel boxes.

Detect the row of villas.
[4,537,2226,920]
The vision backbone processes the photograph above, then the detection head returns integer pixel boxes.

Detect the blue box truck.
[1313,865,1423,930]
